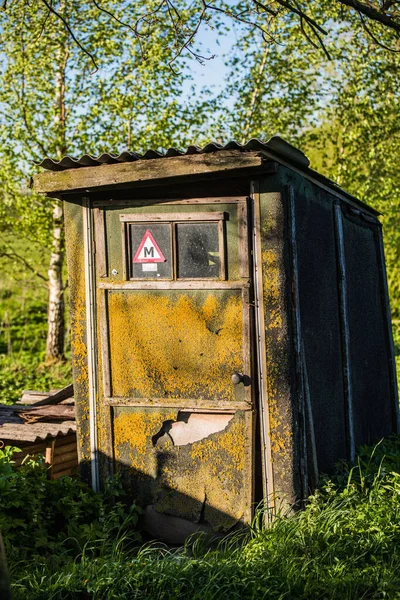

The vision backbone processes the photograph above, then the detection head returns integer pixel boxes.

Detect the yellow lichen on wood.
[114,409,177,473]
[65,213,88,389]
[108,292,243,400]
[64,204,91,466]
[113,408,248,531]
[262,249,281,305]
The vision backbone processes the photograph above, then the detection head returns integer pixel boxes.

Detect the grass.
[7,436,400,600]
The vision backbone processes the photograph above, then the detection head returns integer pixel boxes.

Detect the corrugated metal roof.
[0,421,76,443]
[37,136,310,172]
[0,387,76,444]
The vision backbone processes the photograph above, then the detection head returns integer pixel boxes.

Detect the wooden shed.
[33,136,399,539]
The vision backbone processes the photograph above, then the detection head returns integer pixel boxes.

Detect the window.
[176,222,220,279]
[120,213,225,280]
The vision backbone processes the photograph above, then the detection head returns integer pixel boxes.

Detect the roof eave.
[32,149,268,195]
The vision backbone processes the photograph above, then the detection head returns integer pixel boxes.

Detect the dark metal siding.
[342,212,394,446]
[280,167,348,474]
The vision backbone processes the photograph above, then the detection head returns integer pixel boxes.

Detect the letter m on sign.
[133,230,166,263]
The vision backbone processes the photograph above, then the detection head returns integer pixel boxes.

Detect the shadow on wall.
[79,410,254,547]
[81,453,248,546]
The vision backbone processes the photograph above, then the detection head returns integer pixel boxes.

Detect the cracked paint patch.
[153,412,234,446]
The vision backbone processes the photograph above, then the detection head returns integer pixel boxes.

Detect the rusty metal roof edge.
[0,422,76,444]
[35,136,311,172]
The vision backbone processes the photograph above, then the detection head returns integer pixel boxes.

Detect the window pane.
[129,223,172,279]
[176,222,220,279]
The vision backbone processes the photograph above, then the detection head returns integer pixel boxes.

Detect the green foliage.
[219,4,400,373]
[0,448,140,565]
[0,0,215,362]
[0,240,71,404]
[7,436,400,599]
[0,355,72,405]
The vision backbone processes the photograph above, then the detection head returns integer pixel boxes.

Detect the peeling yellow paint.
[114,409,177,473]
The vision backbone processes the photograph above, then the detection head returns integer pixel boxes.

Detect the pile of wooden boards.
[0,384,78,479]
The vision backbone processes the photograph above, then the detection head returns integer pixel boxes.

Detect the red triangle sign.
[133,230,166,263]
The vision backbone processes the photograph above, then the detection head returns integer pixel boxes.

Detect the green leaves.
[0,449,141,562]
[219,6,400,364]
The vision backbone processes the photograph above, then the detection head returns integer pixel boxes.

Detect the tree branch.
[338,0,400,32]
[358,8,400,50]
[39,0,98,72]
[0,250,48,282]
[273,0,328,35]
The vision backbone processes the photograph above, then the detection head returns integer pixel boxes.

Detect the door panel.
[107,290,245,402]
[113,406,251,532]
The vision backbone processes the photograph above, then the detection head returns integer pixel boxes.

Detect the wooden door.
[95,197,255,535]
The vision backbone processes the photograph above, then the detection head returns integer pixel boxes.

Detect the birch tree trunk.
[46,199,65,362]
[45,2,68,363]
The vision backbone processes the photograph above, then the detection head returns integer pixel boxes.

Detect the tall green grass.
[9,436,400,600]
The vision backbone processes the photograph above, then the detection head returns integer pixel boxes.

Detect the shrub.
[0,447,141,565]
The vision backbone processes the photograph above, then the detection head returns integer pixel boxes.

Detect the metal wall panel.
[342,212,394,445]
[279,168,347,475]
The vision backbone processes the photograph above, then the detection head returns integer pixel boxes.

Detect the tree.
[1,0,399,71]
[218,3,400,355]
[0,0,213,362]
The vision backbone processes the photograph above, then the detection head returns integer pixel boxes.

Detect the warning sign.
[132,230,166,263]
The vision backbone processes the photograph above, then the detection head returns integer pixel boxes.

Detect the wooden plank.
[238,200,249,278]
[251,179,275,506]
[53,450,78,465]
[45,440,56,479]
[241,286,252,408]
[32,384,74,407]
[120,212,225,222]
[218,218,227,280]
[287,185,308,498]
[333,202,356,462]
[106,398,252,410]
[375,225,400,433]
[45,440,55,464]
[33,151,265,194]
[52,458,78,473]
[302,344,318,488]
[94,208,108,278]
[121,221,128,280]
[102,406,115,478]
[15,405,75,421]
[53,442,77,455]
[83,199,100,491]
[99,280,249,291]
[93,196,246,208]
[18,391,49,405]
[53,433,77,447]
[99,290,111,398]
[13,442,47,455]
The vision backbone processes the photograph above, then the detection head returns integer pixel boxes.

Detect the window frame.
[120,212,226,281]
